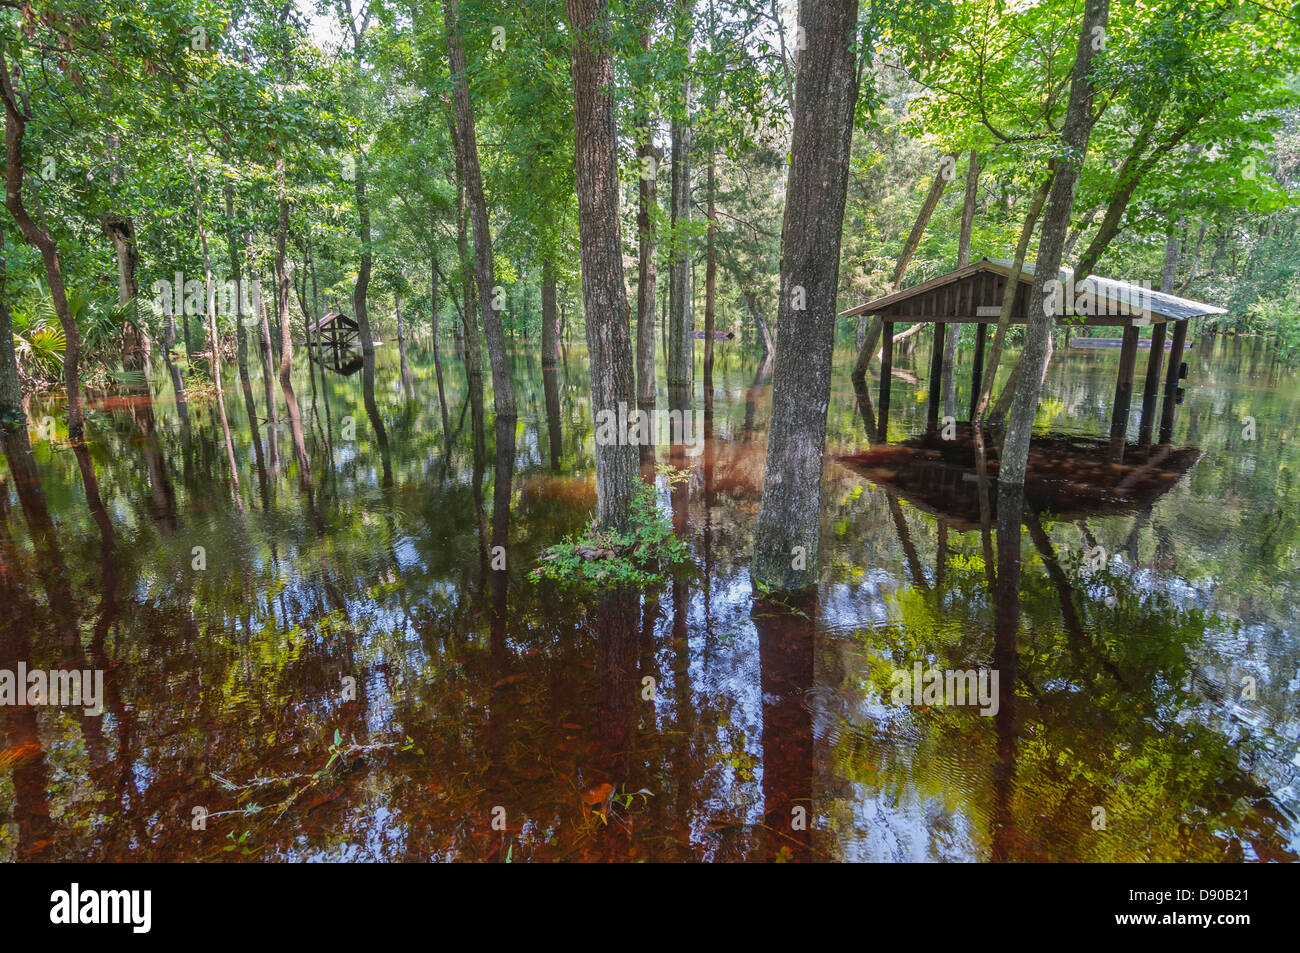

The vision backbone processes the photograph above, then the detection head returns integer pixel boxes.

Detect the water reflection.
[1,334,1297,861]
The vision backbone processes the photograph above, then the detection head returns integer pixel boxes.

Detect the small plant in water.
[531,469,690,591]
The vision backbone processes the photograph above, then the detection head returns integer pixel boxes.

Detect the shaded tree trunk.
[541,258,559,369]
[105,214,149,376]
[195,179,240,495]
[1000,0,1108,489]
[704,147,718,384]
[0,231,22,427]
[752,0,860,590]
[943,150,979,418]
[567,0,640,530]
[666,0,694,392]
[852,154,954,379]
[445,0,515,418]
[1,55,85,441]
[635,25,659,406]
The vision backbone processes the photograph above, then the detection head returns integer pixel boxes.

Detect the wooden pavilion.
[841,257,1227,447]
[307,312,364,376]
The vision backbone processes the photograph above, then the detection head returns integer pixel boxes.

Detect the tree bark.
[567,0,640,530]
[943,150,979,418]
[445,0,515,418]
[104,214,148,376]
[226,186,265,480]
[635,23,659,406]
[1,53,85,441]
[195,178,240,494]
[541,258,559,369]
[1000,0,1108,490]
[666,0,694,392]
[752,0,860,590]
[975,170,1053,424]
[0,231,23,428]
[704,148,717,383]
[852,154,955,379]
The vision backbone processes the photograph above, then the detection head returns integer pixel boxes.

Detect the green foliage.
[531,478,690,592]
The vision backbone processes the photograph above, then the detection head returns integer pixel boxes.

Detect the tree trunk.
[666,0,694,392]
[1,56,85,442]
[195,179,240,493]
[943,150,979,418]
[975,170,1053,424]
[252,239,281,474]
[704,148,717,383]
[430,259,451,438]
[746,290,775,356]
[226,187,265,479]
[635,29,659,406]
[541,258,559,369]
[852,155,954,379]
[0,231,22,428]
[1000,0,1108,490]
[275,151,294,386]
[567,0,640,530]
[105,214,148,376]
[450,106,486,455]
[752,0,860,590]
[445,0,515,418]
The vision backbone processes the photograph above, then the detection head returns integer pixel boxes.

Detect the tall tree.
[445,0,516,418]
[1000,0,1109,490]
[0,51,85,441]
[567,0,639,529]
[752,0,861,590]
[665,0,694,392]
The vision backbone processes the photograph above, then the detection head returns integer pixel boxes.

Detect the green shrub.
[531,472,691,591]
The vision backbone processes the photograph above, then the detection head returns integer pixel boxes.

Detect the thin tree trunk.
[445,0,515,418]
[1,56,85,441]
[852,154,955,379]
[1000,0,1109,490]
[704,147,717,384]
[252,239,281,475]
[975,170,1054,424]
[430,258,451,439]
[666,0,694,392]
[105,214,148,376]
[1177,222,1207,293]
[943,150,979,418]
[226,187,265,481]
[752,0,860,590]
[195,179,240,495]
[567,0,640,530]
[0,231,22,426]
[635,21,659,406]
[541,258,559,369]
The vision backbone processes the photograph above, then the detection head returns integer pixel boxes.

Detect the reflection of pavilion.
[838,424,1201,530]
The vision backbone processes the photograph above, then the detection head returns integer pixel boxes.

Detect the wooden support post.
[1136,321,1167,445]
[927,321,945,431]
[1109,324,1141,458]
[877,321,893,444]
[968,322,987,422]
[1159,318,1188,443]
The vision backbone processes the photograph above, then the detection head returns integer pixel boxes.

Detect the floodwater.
[1,328,1297,862]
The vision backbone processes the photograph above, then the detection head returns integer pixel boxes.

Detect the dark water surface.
[2,330,1297,861]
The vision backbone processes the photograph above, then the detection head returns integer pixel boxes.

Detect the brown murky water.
[2,330,1297,861]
